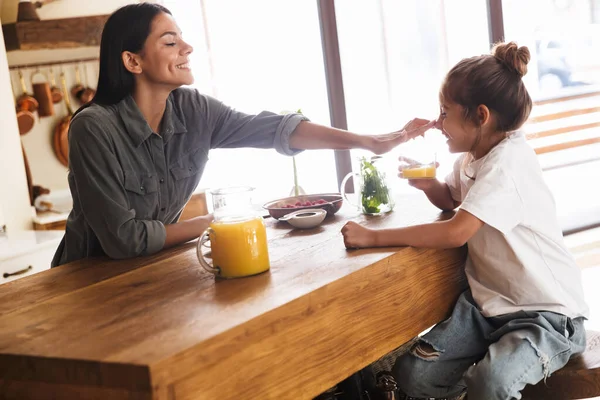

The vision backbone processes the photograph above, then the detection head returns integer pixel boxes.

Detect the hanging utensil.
[71,65,85,104]
[53,72,74,167]
[31,68,54,117]
[48,68,63,104]
[16,70,39,112]
[14,70,36,135]
[79,63,96,104]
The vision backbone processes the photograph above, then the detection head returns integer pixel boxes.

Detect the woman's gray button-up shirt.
[52,88,306,267]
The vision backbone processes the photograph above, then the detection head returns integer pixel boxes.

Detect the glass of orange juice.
[197,187,270,279]
[399,156,437,180]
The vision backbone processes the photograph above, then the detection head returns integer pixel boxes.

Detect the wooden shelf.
[2,15,109,51]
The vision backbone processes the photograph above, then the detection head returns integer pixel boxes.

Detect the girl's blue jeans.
[393,290,586,400]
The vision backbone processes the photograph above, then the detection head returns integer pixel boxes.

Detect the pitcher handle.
[340,172,359,208]
[196,228,220,275]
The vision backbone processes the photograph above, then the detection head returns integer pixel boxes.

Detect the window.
[503,0,600,99]
[334,0,491,192]
[502,0,600,167]
[502,0,600,232]
[163,0,337,206]
[164,0,493,203]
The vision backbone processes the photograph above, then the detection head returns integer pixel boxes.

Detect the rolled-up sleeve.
[197,93,308,156]
[69,116,166,259]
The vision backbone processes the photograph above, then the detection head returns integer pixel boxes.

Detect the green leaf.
[360,157,392,214]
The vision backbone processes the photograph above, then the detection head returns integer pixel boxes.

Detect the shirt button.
[160,179,164,183]
[140,186,145,191]
[188,167,192,171]
[160,207,166,211]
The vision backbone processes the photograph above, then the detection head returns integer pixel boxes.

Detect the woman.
[51,3,433,267]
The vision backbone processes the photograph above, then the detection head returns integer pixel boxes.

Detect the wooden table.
[0,193,467,400]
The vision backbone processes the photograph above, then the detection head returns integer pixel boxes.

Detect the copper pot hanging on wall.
[31,69,54,117]
[16,70,38,112]
[70,65,86,103]
[48,68,63,104]
[79,64,96,104]
[15,70,37,135]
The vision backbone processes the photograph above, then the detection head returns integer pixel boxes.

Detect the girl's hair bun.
[492,41,530,78]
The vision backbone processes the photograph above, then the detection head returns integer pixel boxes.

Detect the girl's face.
[437,99,479,154]
[135,12,194,88]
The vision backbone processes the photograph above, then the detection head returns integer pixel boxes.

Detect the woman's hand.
[341,221,377,249]
[164,213,214,250]
[195,213,214,233]
[368,118,435,155]
[402,118,437,140]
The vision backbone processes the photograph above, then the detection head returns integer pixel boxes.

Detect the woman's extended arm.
[289,119,435,155]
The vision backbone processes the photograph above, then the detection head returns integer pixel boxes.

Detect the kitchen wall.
[9,61,99,191]
[0,24,31,231]
[0,0,142,233]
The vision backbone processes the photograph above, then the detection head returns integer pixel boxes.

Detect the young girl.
[341,42,589,400]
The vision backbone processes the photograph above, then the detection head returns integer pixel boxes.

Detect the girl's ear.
[477,104,491,127]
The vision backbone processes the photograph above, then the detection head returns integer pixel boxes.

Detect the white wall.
[0,25,33,232]
[9,61,99,191]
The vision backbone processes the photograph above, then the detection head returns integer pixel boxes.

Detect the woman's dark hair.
[441,41,533,133]
[75,3,171,115]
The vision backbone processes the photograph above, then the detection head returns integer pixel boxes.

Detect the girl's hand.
[407,179,439,191]
[341,221,376,249]
[368,118,435,155]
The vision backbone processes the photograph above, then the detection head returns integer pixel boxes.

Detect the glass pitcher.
[196,186,270,279]
[340,156,394,215]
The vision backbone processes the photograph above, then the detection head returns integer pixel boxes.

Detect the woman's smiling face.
[134,12,194,88]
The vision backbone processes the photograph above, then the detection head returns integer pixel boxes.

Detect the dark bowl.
[263,193,343,219]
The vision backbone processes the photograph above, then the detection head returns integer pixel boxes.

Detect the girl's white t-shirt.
[445,132,589,319]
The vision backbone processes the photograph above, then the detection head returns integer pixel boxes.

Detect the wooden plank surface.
[525,121,600,140]
[528,106,600,124]
[533,90,600,106]
[0,193,468,400]
[534,136,600,154]
[2,15,109,51]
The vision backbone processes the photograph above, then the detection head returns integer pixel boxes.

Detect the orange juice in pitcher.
[197,187,271,279]
[208,216,270,278]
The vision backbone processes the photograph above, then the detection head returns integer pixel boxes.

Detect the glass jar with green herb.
[340,156,394,215]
